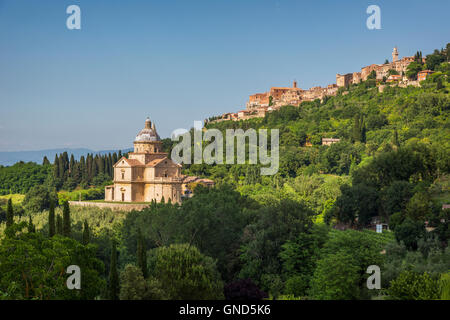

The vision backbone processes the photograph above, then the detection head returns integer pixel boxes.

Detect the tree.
[82,220,90,245]
[393,129,400,147]
[394,218,425,250]
[440,272,450,300]
[352,114,366,143]
[152,244,224,300]
[279,224,329,296]
[108,240,120,300]
[6,198,14,228]
[239,200,316,289]
[335,184,379,226]
[0,206,5,224]
[309,251,360,300]
[0,223,105,300]
[388,270,440,300]
[381,181,413,217]
[136,229,148,278]
[426,51,445,71]
[119,264,148,300]
[406,61,423,80]
[23,185,56,213]
[48,199,56,237]
[27,216,35,233]
[367,70,377,80]
[309,229,384,300]
[56,214,63,235]
[224,279,268,300]
[119,264,167,300]
[62,201,71,237]
[179,185,250,281]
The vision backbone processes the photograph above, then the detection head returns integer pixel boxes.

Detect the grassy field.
[0,194,25,205]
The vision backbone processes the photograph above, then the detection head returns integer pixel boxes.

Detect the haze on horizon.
[0,0,449,152]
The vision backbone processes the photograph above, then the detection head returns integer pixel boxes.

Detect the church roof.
[147,157,182,168]
[135,117,161,142]
[114,157,144,167]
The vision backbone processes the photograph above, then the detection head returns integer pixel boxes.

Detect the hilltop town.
[207,48,433,123]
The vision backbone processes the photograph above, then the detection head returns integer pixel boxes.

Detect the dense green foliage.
[0,162,51,195]
[0,44,449,300]
[0,223,105,300]
[150,244,224,300]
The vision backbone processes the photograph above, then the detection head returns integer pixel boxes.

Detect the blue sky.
[0,0,448,151]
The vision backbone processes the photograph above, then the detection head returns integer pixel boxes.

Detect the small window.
[122,173,125,180]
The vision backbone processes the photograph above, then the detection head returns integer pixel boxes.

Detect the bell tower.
[392,47,399,63]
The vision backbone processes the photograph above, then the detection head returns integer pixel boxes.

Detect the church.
[105,118,183,204]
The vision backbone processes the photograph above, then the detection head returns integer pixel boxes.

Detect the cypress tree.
[53,154,60,179]
[92,156,98,180]
[58,155,65,181]
[56,214,63,235]
[361,119,367,143]
[62,201,71,237]
[6,198,14,227]
[352,114,361,142]
[69,154,75,175]
[82,220,90,245]
[137,229,148,278]
[86,154,92,181]
[48,199,56,237]
[108,240,120,300]
[42,156,50,166]
[352,114,366,143]
[62,152,69,171]
[27,216,35,233]
[393,129,400,147]
[72,162,81,184]
[108,153,113,177]
[79,156,87,184]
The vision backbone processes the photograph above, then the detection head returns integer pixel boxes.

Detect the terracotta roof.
[146,158,167,167]
[182,176,199,183]
[127,159,145,166]
[115,157,143,167]
[197,178,215,184]
[181,176,215,185]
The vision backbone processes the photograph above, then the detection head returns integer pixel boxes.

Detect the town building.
[322,138,341,146]
[207,47,425,124]
[336,47,421,86]
[417,70,434,81]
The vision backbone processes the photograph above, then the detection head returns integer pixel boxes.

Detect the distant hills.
[0,148,133,166]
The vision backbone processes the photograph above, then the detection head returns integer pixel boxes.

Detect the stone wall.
[69,201,151,212]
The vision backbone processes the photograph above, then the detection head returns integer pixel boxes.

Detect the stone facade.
[207,47,424,124]
[105,118,183,204]
[336,48,421,86]
[322,138,341,146]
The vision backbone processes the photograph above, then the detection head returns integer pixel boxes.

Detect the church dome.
[135,118,160,142]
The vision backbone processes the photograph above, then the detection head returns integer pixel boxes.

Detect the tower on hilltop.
[392,47,399,63]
